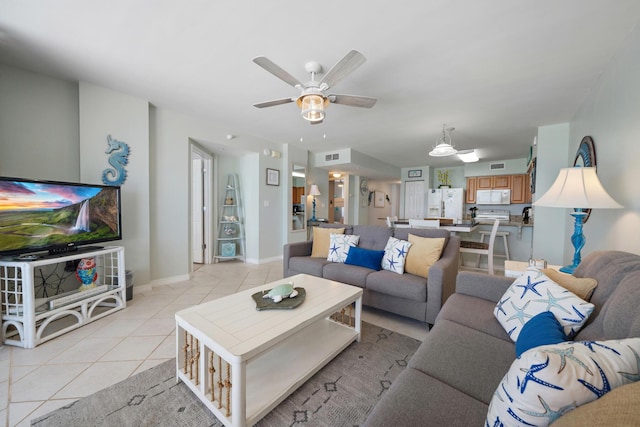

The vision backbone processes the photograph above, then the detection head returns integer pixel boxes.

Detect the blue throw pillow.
[515,311,568,357]
[344,247,385,271]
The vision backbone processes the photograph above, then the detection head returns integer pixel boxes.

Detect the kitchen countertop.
[474,216,533,227]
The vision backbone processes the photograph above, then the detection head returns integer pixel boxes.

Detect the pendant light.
[429,125,457,157]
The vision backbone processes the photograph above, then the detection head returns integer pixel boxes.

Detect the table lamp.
[533,167,622,273]
[309,184,321,221]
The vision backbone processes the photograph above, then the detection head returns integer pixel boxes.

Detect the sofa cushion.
[494,267,594,341]
[351,225,393,250]
[404,235,445,279]
[436,293,512,342]
[327,233,359,263]
[344,247,384,270]
[515,311,568,357]
[542,268,598,301]
[381,236,412,274]
[409,319,515,404]
[311,227,344,258]
[366,270,427,302]
[551,380,640,427]
[288,256,330,277]
[322,262,372,288]
[363,368,489,427]
[487,338,640,427]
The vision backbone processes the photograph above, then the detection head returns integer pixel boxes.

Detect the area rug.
[32,322,421,427]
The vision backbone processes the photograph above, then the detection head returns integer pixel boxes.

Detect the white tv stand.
[0,246,126,348]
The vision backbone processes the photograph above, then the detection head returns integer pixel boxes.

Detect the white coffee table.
[175,274,362,427]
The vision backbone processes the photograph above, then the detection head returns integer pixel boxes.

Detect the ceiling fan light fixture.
[298,94,328,122]
[429,125,457,157]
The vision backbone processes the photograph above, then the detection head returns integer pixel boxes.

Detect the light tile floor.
[0,260,429,427]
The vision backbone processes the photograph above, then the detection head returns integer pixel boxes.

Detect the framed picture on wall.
[266,168,280,186]
[374,191,385,208]
[408,169,422,178]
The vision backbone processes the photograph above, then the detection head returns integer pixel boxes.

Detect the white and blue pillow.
[327,234,360,263]
[381,237,413,275]
[494,267,595,342]
[486,337,640,426]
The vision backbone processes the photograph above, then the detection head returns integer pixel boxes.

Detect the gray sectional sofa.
[364,250,640,426]
[283,224,460,325]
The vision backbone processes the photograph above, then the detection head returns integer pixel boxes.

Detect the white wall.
[0,65,79,180]
[532,123,570,265]
[79,82,151,286]
[569,24,640,257]
[463,158,528,177]
[367,180,397,226]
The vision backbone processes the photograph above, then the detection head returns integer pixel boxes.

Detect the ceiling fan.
[252,50,377,124]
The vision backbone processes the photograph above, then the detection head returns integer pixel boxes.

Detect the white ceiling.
[2,1,639,179]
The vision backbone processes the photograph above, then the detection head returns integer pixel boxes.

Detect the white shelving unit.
[214,174,245,262]
[0,246,126,348]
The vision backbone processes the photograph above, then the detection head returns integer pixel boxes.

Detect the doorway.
[191,145,213,265]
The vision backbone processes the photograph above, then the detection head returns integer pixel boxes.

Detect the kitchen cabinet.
[466,174,530,204]
[493,175,511,189]
[510,174,531,204]
[466,177,477,203]
[477,176,493,189]
[292,187,305,204]
[476,175,511,189]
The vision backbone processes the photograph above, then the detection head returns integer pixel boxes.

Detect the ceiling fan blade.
[329,94,377,108]
[319,50,366,89]
[253,56,303,88]
[253,98,294,108]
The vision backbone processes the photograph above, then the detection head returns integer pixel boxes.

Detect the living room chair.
[409,219,440,228]
[460,218,500,274]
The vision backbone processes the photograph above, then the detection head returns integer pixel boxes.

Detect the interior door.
[404,180,425,219]
[192,158,204,263]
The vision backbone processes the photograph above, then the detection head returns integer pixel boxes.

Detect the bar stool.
[475,229,510,268]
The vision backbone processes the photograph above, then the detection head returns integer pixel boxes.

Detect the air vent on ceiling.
[325,153,340,161]
[490,162,505,170]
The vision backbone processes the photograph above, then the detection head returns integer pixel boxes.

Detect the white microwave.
[476,189,511,205]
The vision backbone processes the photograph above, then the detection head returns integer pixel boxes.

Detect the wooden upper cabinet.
[466,177,477,203]
[493,175,511,189]
[467,174,530,204]
[292,187,305,204]
[510,174,531,204]
[476,175,510,189]
[477,176,493,189]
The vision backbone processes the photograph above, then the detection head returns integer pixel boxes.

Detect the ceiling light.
[332,173,341,178]
[429,125,457,157]
[457,149,479,163]
[297,94,328,122]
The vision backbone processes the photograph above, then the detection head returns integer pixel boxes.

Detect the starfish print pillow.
[494,267,594,342]
[381,237,413,275]
[486,337,640,427]
[326,234,360,263]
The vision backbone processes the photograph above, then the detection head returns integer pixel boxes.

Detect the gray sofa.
[364,250,640,426]
[283,224,460,325]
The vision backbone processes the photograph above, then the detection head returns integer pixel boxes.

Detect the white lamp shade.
[533,167,622,209]
[429,143,458,157]
[309,184,321,196]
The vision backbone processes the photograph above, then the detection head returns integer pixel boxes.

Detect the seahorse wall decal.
[102,134,130,186]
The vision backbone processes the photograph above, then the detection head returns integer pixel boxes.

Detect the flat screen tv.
[0,177,122,258]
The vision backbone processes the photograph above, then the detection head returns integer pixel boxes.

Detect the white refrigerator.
[427,188,465,221]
